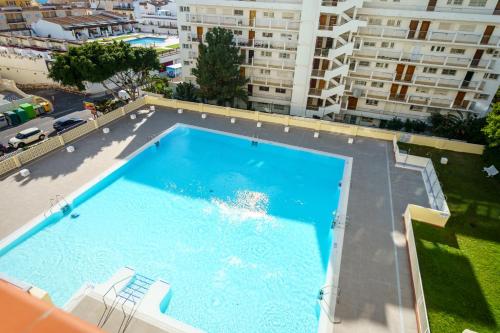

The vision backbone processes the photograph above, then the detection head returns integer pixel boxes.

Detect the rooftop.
[43,12,136,30]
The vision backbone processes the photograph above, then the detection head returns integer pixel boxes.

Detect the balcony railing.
[243,58,295,70]
[235,38,298,51]
[249,76,293,88]
[357,26,500,47]
[185,14,300,31]
[353,47,492,70]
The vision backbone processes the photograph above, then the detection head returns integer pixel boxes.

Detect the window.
[259,86,270,92]
[181,25,190,31]
[365,99,379,106]
[359,61,370,67]
[469,0,487,7]
[416,87,429,93]
[486,73,499,79]
[263,11,274,18]
[442,69,456,76]
[363,41,376,47]
[354,80,366,86]
[261,51,272,57]
[233,30,242,36]
[183,61,190,65]
[435,89,448,96]
[281,33,293,39]
[474,93,489,99]
[182,44,191,49]
[260,69,271,75]
[371,82,384,88]
[282,12,294,19]
[447,0,463,4]
[276,88,286,94]
[423,67,438,74]
[431,46,445,52]
[410,105,424,111]
[279,52,290,59]
[375,62,388,68]
[180,6,190,12]
[386,19,400,27]
[368,18,382,25]
[450,48,465,54]
[234,9,243,16]
[381,41,394,48]
[263,32,273,38]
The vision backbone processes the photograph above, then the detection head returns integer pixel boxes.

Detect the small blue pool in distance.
[0,125,346,332]
[125,37,166,46]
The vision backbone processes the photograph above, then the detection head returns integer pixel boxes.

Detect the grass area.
[166,43,180,49]
[399,143,500,332]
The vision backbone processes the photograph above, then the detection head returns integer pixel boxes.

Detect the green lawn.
[399,143,500,332]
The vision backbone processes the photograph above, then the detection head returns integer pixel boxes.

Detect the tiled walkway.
[0,106,429,332]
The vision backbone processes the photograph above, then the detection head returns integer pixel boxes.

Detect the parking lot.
[0,89,97,148]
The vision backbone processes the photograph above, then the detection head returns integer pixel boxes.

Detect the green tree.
[49,41,159,100]
[482,103,500,147]
[144,75,172,98]
[192,27,248,106]
[430,112,486,144]
[174,82,198,102]
[386,117,404,130]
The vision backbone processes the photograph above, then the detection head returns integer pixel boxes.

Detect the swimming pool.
[125,37,166,46]
[0,125,350,332]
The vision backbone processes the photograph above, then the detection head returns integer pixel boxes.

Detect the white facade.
[135,0,178,35]
[177,0,500,125]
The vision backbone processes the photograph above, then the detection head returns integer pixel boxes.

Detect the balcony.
[6,17,25,24]
[357,26,500,47]
[235,38,298,51]
[353,47,493,70]
[243,58,295,70]
[249,76,293,88]
[185,14,300,31]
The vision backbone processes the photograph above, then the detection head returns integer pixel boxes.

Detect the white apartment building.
[177,0,500,126]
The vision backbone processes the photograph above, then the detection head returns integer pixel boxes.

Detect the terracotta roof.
[0,280,104,333]
[42,13,136,29]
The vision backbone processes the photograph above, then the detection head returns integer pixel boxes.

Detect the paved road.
[0,89,96,145]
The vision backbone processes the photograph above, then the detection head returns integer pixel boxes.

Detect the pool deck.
[0,106,429,333]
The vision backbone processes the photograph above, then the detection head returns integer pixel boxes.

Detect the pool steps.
[65,267,203,333]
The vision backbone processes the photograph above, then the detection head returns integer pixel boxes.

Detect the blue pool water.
[0,126,346,332]
[125,37,166,46]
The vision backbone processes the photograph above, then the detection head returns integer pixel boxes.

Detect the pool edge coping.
[0,122,353,333]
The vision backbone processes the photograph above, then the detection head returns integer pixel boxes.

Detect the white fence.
[404,208,431,333]
[0,97,145,177]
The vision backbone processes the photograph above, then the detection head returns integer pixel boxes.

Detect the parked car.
[53,117,86,133]
[8,128,46,149]
[0,143,8,157]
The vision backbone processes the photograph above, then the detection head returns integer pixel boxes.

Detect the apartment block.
[0,3,90,36]
[177,0,500,126]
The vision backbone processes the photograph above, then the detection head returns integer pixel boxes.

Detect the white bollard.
[103,127,110,134]
[130,114,136,120]
[20,169,30,177]
[149,105,155,112]
[313,131,319,138]
[284,126,290,133]
[348,138,354,144]
[256,122,262,128]
[201,113,207,119]
[66,145,75,153]
[178,108,183,114]
[230,117,236,124]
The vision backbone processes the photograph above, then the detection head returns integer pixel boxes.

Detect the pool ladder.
[98,273,154,333]
[317,284,341,324]
[44,194,70,217]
